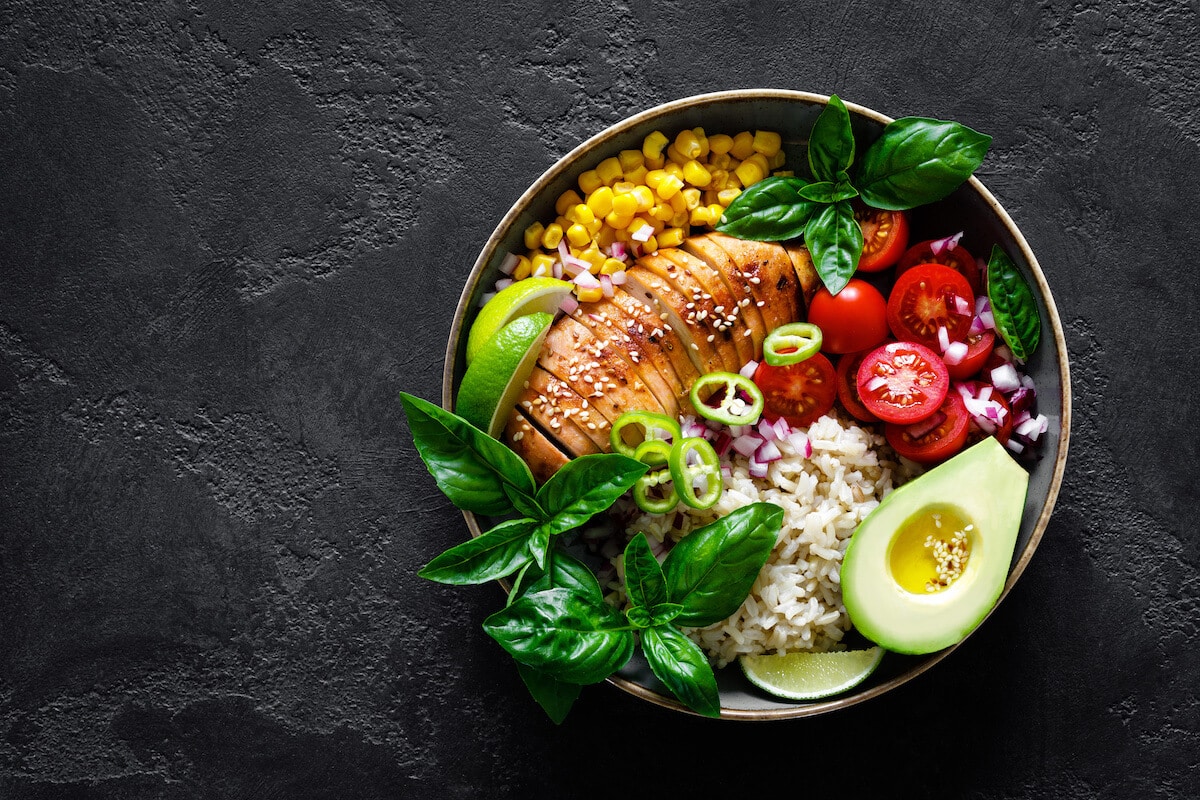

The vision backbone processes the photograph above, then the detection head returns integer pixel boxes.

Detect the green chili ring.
[763,322,823,366]
[633,468,679,514]
[610,411,682,458]
[689,371,765,426]
[668,436,722,510]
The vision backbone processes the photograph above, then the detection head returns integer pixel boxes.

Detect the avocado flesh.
[842,438,1030,655]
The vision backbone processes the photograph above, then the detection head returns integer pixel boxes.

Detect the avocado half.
[842,438,1030,655]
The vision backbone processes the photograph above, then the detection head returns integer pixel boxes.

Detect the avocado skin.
[842,438,1030,655]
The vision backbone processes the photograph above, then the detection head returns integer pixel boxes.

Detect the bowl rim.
[440,88,1072,721]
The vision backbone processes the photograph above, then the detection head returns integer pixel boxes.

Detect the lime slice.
[456,312,554,437]
[467,278,573,363]
[739,647,884,701]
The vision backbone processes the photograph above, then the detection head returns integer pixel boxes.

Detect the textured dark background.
[2,1,1198,797]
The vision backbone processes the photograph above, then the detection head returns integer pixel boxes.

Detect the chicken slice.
[566,303,686,411]
[784,243,822,308]
[620,266,735,376]
[504,408,568,484]
[606,289,703,393]
[698,232,803,333]
[656,247,760,366]
[517,366,610,454]
[680,235,770,359]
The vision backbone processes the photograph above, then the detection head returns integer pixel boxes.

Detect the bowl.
[440,89,1071,720]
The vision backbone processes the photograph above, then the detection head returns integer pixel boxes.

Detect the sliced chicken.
[567,301,687,408]
[606,289,703,392]
[620,267,736,376]
[504,409,568,485]
[680,235,770,356]
[656,247,761,365]
[695,232,803,334]
[517,366,610,453]
[784,243,822,307]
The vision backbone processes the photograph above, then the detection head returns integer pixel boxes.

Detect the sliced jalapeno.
[688,371,765,427]
[633,438,672,467]
[609,411,682,457]
[668,436,722,510]
[763,322,823,366]
[633,468,679,513]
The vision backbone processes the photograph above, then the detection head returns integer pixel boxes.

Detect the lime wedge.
[456,312,554,437]
[739,647,884,701]
[467,278,573,363]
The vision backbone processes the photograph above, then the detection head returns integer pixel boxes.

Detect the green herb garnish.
[716,94,992,295]
[985,245,1042,360]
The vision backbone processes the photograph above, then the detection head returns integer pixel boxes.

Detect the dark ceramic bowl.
[441,90,1070,720]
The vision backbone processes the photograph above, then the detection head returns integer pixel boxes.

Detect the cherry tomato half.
[886,392,969,464]
[896,239,981,295]
[856,340,950,424]
[753,353,837,428]
[835,347,880,423]
[886,263,975,351]
[946,329,996,381]
[856,208,909,272]
[807,278,889,355]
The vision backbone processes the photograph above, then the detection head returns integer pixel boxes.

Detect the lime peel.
[739,646,884,701]
[466,278,573,363]
[456,312,553,438]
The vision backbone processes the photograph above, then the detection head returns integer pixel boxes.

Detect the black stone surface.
[2,1,1197,797]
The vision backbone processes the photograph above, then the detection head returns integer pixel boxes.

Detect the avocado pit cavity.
[887,506,974,594]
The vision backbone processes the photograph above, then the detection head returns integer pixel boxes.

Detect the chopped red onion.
[494,277,514,292]
[728,425,750,438]
[748,458,769,478]
[937,325,951,353]
[599,274,614,299]
[758,418,777,442]
[1005,439,1025,455]
[1009,385,1035,415]
[714,430,733,457]
[609,242,628,261]
[499,252,519,275]
[978,384,993,401]
[976,295,991,316]
[971,416,997,435]
[692,473,710,495]
[953,294,972,316]
[552,261,564,280]
[1020,373,1036,390]
[732,434,763,457]
[478,291,496,307]
[573,271,600,290]
[772,417,790,440]
[610,270,627,286]
[559,295,579,315]
[739,359,759,379]
[786,431,812,458]
[990,363,1021,393]
[906,411,946,439]
[631,224,654,243]
[979,308,995,330]
[994,344,1014,363]
[930,231,963,256]
[755,440,782,463]
[681,419,708,439]
[943,341,969,365]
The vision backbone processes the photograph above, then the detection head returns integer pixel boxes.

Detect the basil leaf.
[504,483,545,520]
[484,588,635,685]
[662,502,784,627]
[522,551,604,603]
[797,179,858,204]
[624,533,668,611]
[536,453,647,537]
[528,524,551,569]
[515,661,580,724]
[714,177,817,241]
[804,201,864,296]
[399,392,536,515]
[418,517,538,585]
[506,560,537,606]
[640,625,721,718]
[986,245,1042,360]
[626,601,683,629]
[808,94,855,183]
[856,117,992,210]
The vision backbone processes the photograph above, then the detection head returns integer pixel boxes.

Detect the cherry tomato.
[896,239,981,295]
[835,347,880,422]
[886,392,969,464]
[946,329,996,381]
[856,208,909,272]
[856,340,949,424]
[963,383,1014,446]
[886,264,975,351]
[807,279,889,354]
[753,354,837,428]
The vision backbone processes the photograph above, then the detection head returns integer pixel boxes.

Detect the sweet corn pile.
[499,127,789,304]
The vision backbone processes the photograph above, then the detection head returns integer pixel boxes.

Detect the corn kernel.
[710,152,732,170]
[718,187,742,206]
[670,209,690,228]
[587,186,615,218]
[665,143,687,165]
[578,169,603,195]
[575,285,603,303]
[682,159,712,188]
[708,133,734,155]
[664,161,684,181]
[596,156,623,186]
[709,168,728,191]
[691,127,710,158]
[567,203,595,225]
[689,206,712,226]
[674,129,703,160]
[600,258,626,275]
[629,218,654,239]
[623,164,648,185]
[512,255,532,280]
[597,226,617,248]
[735,159,765,187]
[730,131,755,160]
[768,150,787,170]
[631,185,655,212]
[658,227,685,248]
[585,217,603,235]
[611,192,638,218]
[613,180,636,195]
[554,215,571,234]
[524,221,545,250]
[642,235,658,252]
[752,130,782,157]
[541,222,563,249]
[681,187,702,211]
[651,203,674,221]
[644,153,665,170]
[531,252,556,277]
[706,203,725,224]
[618,149,644,173]
[642,130,669,160]
[614,226,631,242]
[668,190,688,213]
[772,169,794,177]
[657,174,684,200]
[556,190,583,216]
[703,189,720,207]
[566,223,591,247]
[606,211,634,230]
[580,244,605,268]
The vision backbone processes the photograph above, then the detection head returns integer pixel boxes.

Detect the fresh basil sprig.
[716,94,992,295]
[986,245,1042,361]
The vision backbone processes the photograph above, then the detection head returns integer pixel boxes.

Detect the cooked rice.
[615,411,917,667]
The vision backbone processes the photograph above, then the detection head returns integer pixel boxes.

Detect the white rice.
[615,411,917,667]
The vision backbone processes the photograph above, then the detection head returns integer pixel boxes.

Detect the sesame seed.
[756,300,765,307]
[587,422,597,430]
[706,334,715,343]
[749,276,761,284]
[691,343,699,350]
[744,329,752,337]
